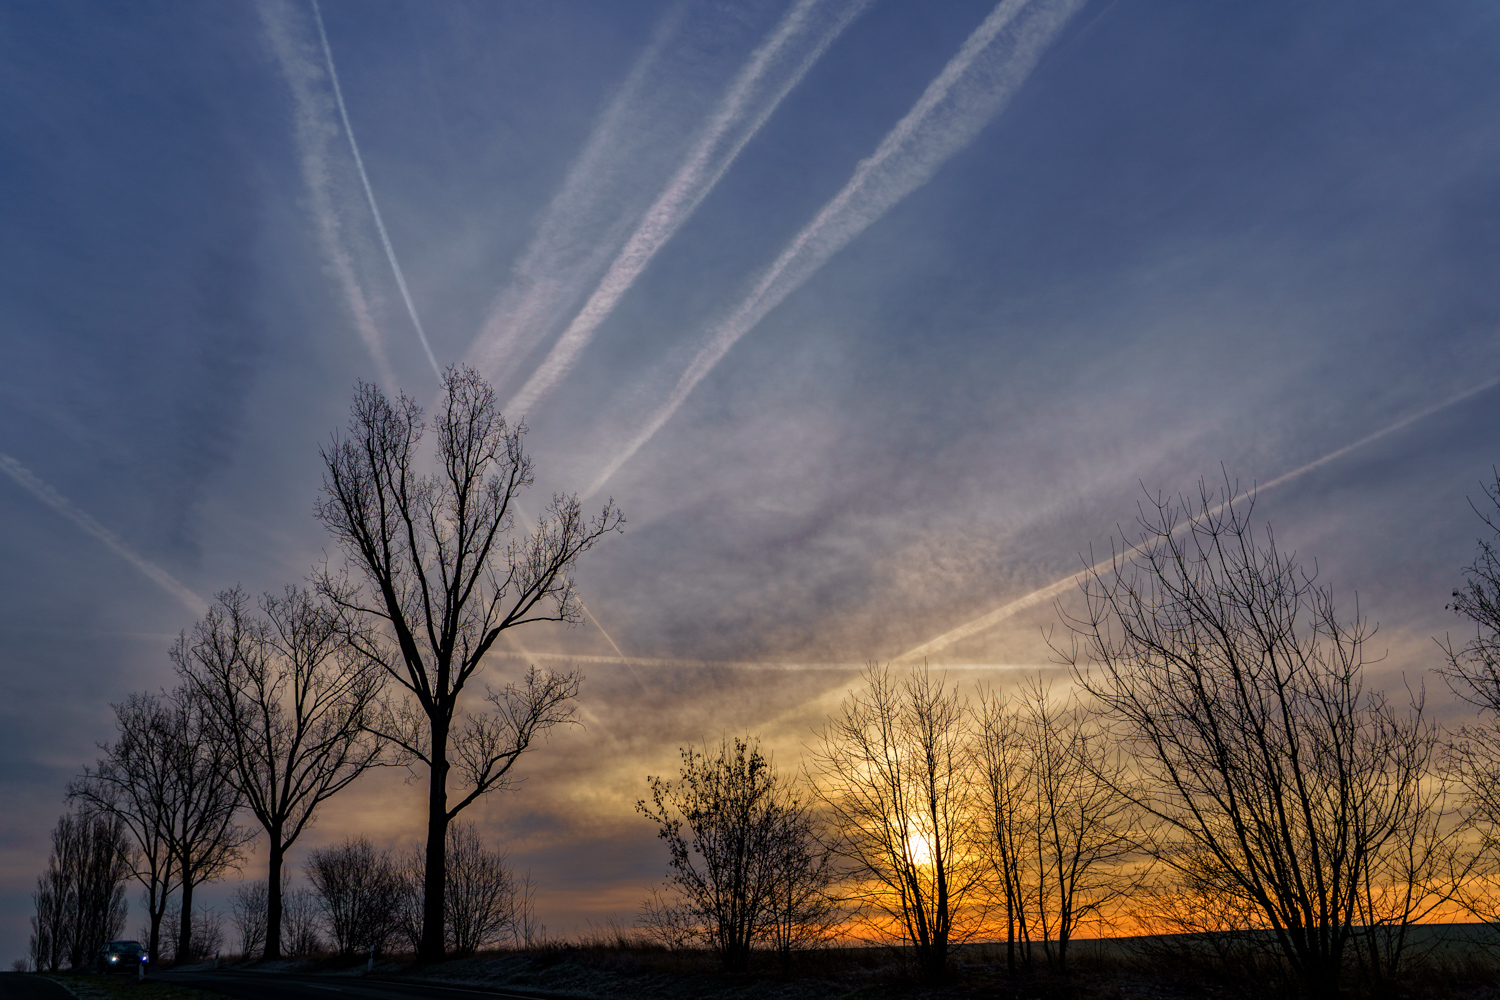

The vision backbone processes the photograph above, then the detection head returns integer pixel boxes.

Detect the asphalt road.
[0,975,74,1000]
[156,971,553,1000]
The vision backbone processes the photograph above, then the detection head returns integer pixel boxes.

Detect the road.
[0,975,73,1000]
[156,971,555,1000]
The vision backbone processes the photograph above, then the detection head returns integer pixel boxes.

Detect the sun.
[906,830,934,866]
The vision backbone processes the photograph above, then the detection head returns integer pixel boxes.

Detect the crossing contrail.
[584,0,1086,497]
[0,453,209,617]
[892,375,1500,663]
[461,2,699,390]
[311,0,442,381]
[503,0,871,419]
[259,0,397,387]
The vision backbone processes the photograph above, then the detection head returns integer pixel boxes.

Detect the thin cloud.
[258,0,395,386]
[0,453,208,617]
[893,375,1500,663]
[585,0,1087,498]
[502,0,872,419]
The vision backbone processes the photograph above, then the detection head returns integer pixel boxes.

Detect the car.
[95,939,148,975]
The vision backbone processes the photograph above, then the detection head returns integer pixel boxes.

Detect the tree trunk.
[419,724,449,963]
[177,878,194,965]
[148,904,161,965]
[264,833,284,961]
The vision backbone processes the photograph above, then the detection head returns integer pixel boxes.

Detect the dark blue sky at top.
[2,0,1499,958]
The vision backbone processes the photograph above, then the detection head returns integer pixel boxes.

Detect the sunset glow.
[3,3,1500,991]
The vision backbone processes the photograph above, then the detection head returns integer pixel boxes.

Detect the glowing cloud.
[893,375,1500,663]
[502,0,872,418]
[0,453,208,617]
[584,0,1087,498]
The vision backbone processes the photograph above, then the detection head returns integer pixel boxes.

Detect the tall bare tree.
[314,367,622,960]
[811,666,987,985]
[1059,481,1435,997]
[28,811,133,971]
[175,586,384,959]
[974,680,1138,972]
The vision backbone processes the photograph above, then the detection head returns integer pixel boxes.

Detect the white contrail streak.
[503,0,871,418]
[893,375,1500,663]
[585,0,1085,497]
[461,3,691,389]
[311,0,441,381]
[258,0,396,388]
[0,453,209,617]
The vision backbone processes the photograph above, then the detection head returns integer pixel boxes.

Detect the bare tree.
[1351,730,1470,988]
[761,810,841,969]
[513,870,541,949]
[175,586,384,959]
[1059,481,1437,997]
[306,837,403,957]
[638,886,697,951]
[445,823,514,956]
[314,368,620,960]
[67,812,134,970]
[974,680,1138,973]
[810,666,987,985]
[161,681,254,965]
[28,812,132,971]
[70,692,184,960]
[229,881,268,959]
[282,887,323,957]
[638,736,832,970]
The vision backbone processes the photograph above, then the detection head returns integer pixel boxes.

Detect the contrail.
[584,0,1085,497]
[893,375,1500,663]
[258,0,396,387]
[461,2,694,389]
[503,0,871,418]
[311,0,442,381]
[0,453,209,618]
[488,649,1049,672]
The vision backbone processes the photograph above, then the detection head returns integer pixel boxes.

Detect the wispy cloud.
[893,375,1500,663]
[584,0,1086,497]
[310,0,441,381]
[258,0,395,386]
[502,0,871,419]
[488,649,1047,673]
[0,453,208,617]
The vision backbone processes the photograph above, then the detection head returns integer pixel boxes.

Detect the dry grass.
[43,972,222,1000]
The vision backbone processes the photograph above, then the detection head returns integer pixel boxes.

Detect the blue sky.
[2,0,1500,959]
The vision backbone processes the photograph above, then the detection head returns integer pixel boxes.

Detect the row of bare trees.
[642,478,1500,994]
[36,368,618,966]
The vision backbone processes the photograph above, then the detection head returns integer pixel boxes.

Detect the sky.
[2,0,1500,962]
